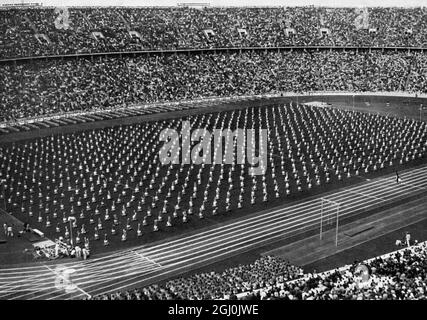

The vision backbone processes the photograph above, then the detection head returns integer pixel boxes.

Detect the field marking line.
[343,189,386,202]
[132,251,162,268]
[15,263,160,301]
[399,181,427,191]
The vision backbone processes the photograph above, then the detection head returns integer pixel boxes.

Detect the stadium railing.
[1,91,425,129]
[0,46,425,64]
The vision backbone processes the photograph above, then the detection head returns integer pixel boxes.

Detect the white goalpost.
[319,197,340,246]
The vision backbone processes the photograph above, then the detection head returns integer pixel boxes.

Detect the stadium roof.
[0,0,425,8]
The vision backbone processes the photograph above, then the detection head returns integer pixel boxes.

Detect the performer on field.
[395,170,401,184]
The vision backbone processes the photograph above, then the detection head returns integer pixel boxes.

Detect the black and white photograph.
[0,0,426,310]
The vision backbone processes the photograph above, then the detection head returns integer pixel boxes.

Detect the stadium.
[0,0,427,302]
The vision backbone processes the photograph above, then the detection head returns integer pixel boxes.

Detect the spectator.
[87,256,304,300]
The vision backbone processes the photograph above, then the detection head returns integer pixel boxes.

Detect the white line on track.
[132,251,162,268]
[399,181,427,191]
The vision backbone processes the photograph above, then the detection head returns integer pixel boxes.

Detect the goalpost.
[319,197,340,246]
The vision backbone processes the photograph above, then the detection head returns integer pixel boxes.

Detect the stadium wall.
[1,91,426,128]
[0,46,425,64]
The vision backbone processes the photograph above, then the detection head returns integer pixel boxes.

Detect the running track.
[1,164,427,300]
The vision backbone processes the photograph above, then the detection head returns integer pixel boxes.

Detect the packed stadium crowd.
[87,255,304,300]
[1,50,426,122]
[0,6,426,58]
[247,241,427,300]
[86,240,427,300]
